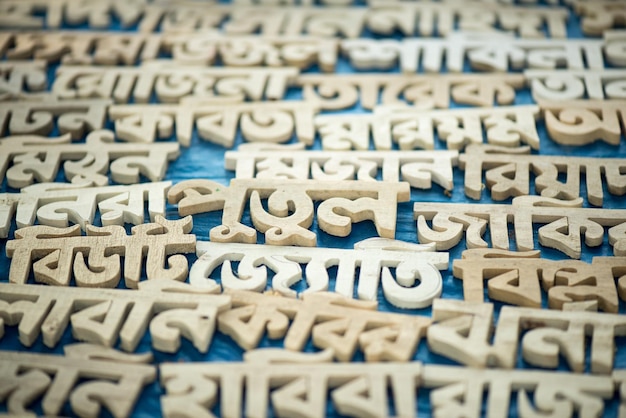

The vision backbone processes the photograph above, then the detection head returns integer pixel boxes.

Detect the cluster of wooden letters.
[1,0,626,417]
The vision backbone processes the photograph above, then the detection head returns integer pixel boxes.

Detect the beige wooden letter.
[6,216,195,288]
[0,344,155,418]
[168,178,409,246]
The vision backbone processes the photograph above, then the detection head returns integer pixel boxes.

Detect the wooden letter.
[6,216,196,288]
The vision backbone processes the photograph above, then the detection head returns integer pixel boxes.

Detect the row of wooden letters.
[2,31,626,71]
[2,279,626,367]
[0,2,575,37]
[2,174,626,257]
[4,210,626,301]
[1,97,625,153]
[2,1,624,38]
[1,136,623,210]
[5,53,626,103]
[4,290,626,417]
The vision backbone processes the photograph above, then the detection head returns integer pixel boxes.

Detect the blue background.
[1,1,626,416]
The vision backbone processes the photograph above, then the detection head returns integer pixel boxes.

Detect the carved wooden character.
[0,1,228,33]
[460,144,626,206]
[0,280,230,352]
[226,143,458,190]
[0,31,163,65]
[525,69,626,101]
[137,3,230,33]
[109,100,319,147]
[218,289,431,362]
[540,99,626,146]
[340,36,467,73]
[161,349,422,418]
[0,60,48,100]
[0,2,569,39]
[0,30,186,65]
[594,256,626,301]
[422,364,614,418]
[53,63,298,104]
[5,31,339,69]
[0,1,45,28]
[5,215,195,288]
[0,181,171,238]
[219,36,337,71]
[0,0,152,30]
[298,73,525,110]
[575,1,626,36]
[382,105,541,150]
[0,130,179,188]
[365,3,568,38]
[224,6,367,37]
[452,248,619,312]
[160,348,616,418]
[167,178,410,246]
[604,30,626,67]
[0,343,155,418]
[164,34,336,71]
[414,195,626,258]
[315,113,390,151]
[614,369,626,418]
[108,103,182,144]
[191,238,448,308]
[0,98,110,139]
[427,299,626,374]
[314,105,539,151]
[342,36,607,74]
